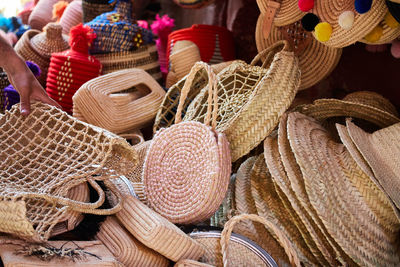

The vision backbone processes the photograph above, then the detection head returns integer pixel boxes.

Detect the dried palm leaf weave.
[0,103,138,242]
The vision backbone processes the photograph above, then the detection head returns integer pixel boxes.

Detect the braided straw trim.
[174,259,213,267]
[234,156,292,266]
[97,216,169,267]
[311,0,386,47]
[184,41,300,162]
[73,68,165,134]
[287,112,400,266]
[250,154,318,265]
[278,113,356,265]
[116,195,205,262]
[256,0,303,27]
[221,214,301,267]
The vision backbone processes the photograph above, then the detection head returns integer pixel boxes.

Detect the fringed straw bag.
[144,62,232,224]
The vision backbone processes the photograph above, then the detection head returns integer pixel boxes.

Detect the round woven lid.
[295,91,400,128]
[287,112,400,266]
[256,0,303,27]
[30,23,70,57]
[307,0,386,47]
[345,119,400,212]
[255,15,342,90]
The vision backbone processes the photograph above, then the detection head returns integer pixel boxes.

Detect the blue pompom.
[355,0,373,14]
[26,61,41,77]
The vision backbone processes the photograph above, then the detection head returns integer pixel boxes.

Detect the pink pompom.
[151,14,175,40]
[298,0,314,12]
[391,40,400,58]
[365,44,387,53]
[137,20,149,30]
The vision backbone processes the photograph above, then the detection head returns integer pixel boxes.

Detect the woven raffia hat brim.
[94,44,162,82]
[287,112,400,266]
[250,154,318,265]
[264,136,340,266]
[277,113,356,265]
[345,120,400,211]
[115,195,205,262]
[183,41,300,161]
[234,156,292,267]
[97,216,169,266]
[360,19,400,44]
[255,15,342,90]
[256,0,304,26]
[310,0,387,47]
[0,102,138,242]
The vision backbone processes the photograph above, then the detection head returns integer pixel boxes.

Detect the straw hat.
[73,68,165,134]
[343,119,400,212]
[277,113,357,266]
[94,44,162,83]
[295,91,400,129]
[115,195,205,262]
[82,0,114,23]
[14,23,70,86]
[286,112,400,266]
[97,216,169,266]
[359,10,400,44]
[255,13,342,90]
[60,0,83,35]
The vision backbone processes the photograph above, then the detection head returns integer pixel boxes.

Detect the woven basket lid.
[115,195,205,262]
[30,23,70,57]
[295,91,400,129]
[286,112,400,266]
[255,14,342,90]
[234,156,292,267]
[344,119,400,212]
[277,113,357,266]
[305,0,387,47]
[97,216,169,266]
[60,0,83,35]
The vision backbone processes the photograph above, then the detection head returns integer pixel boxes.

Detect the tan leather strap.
[259,0,281,38]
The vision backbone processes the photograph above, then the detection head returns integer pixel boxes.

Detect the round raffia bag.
[184,40,300,162]
[144,62,232,224]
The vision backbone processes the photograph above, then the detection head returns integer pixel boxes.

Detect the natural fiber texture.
[345,119,400,211]
[287,112,400,266]
[360,16,400,44]
[173,0,215,9]
[123,140,151,184]
[233,157,292,267]
[60,0,83,35]
[82,0,114,23]
[94,44,162,82]
[255,15,342,90]
[73,68,165,134]
[97,216,169,267]
[0,102,138,242]
[29,0,72,30]
[249,154,318,265]
[309,0,386,47]
[116,195,205,262]
[0,68,9,114]
[294,91,400,128]
[256,0,304,27]
[184,41,300,161]
[174,259,213,267]
[169,40,201,83]
[144,62,231,224]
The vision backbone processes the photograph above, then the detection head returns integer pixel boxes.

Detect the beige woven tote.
[174,259,214,267]
[287,112,400,266]
[116,195,205,262]
[73,68,166,134]
[97,216,169,267]
[144,62,232,225]
[0,103,138,242]
[183,41,300,162]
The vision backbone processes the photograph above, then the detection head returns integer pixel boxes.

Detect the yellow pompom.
[314,22,332,42]
[385,12,399,29]
[364,25,384,42]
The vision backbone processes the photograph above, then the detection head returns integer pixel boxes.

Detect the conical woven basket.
[97,216,169,267]
[73,68,165,134]
[287,112,400,266]
[183,41,300,162]
[144,62,231,224]
[116,195,205,262]
[0,103,138,242]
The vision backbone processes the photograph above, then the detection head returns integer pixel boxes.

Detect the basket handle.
[175,61,218,129]
[250,40,289,68]
[220,214,301,267]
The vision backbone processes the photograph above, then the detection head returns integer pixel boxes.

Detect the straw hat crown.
[30,23,70,57]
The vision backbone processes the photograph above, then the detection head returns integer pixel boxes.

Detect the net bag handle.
[250,40,289,68]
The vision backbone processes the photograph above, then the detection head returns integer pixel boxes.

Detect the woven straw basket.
[95,44,162,82]
[287,112,400,266]
[82,0,114,23]
[183,41,300,162]
[191,214,301,267]
[73,68,165,134]
[0,103,138,242]
[144,62,231,224]
[174,259,213,267]
[116,195,205,262]
[97,216,169,266]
